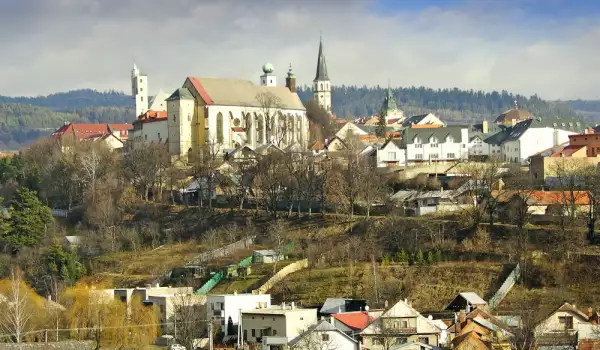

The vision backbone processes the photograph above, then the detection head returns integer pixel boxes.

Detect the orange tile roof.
[332,312,375,331]
[579,340,600,350]
[311,140,325,151]
[493,190,590,205]
[231,127,245,132]
[551,144,585,157]
[136,110,168,124]
[410,124,442,129]
[52,123,131,141]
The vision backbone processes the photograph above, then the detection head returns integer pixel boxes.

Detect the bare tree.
[290,326,339,350]
[190,139,223,209]
[122,142,170,201]
[0,269,33,343]
[171,293,207,350]
[267,220,289,274]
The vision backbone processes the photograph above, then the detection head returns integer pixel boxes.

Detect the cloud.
[1,0,600,100]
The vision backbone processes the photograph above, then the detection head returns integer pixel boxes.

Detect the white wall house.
[288,320,359,350]
[241,304,318,346]
[401,127,469,165]
[376,140,406,167]
[207,293,271,337]
[534,302,591,342]
[335,122,369,141]
[401,113,445,128]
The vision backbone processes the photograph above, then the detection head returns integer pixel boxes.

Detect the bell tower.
[313,35,331,113]
[131,63,148,117]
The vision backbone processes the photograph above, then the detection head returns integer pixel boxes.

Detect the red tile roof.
[551,144,585,157]
[231,127,245,132]
[332,312,375,331]
[188,77,215,105]
[579,340,600,350]
[311,140,325,151]
[493,190,590,205]
[135,110,168,124]
[52,123,131,141]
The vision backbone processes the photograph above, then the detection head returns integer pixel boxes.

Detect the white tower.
[260,62,277,87]
[131,63,148,117]
[313,36,331,113]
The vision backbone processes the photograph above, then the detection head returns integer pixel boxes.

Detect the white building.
[131,64,169,118]
[146,293,206,334]
[288,320,359,350]
[241,303,318,345]
[207,293,271,337]
[401,126,469,164]
[376,140,406,167]
[401,113,445,128]
[131,110,168,143]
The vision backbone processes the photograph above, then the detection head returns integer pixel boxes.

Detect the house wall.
[363,333,439,350]
[242,309,318,342]
[405,128,468,164]
[377,143,407,167]
[291,329,358,350]
[133,120,168,143]
[534,310,588,335]
[569,134,600,157]
[207,294,271,336]
[530,156,600,183]
[503,128,576,164]
[335,123,368,140]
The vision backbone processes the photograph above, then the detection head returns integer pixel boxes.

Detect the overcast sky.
[2,0,600,100]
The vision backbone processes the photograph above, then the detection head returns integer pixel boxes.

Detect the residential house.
[390,341,443,350]
[145,293,206,334]
[377,140,407,167]
[288,320,359,350]
[361,299,442,350]
[484,117,586,164]
[445,292,488,313]
[241,303,318,347]
[446,309,514,344]
[494,190,590,223]
[52,122,132,151]
[114,286,193,305]
[207,293,271,337]
[330,311,378,340]
[469,121,503,159]
[401,126,469,165]
[131,109,168,143]
[320,299,368,315]
[528,140,599,185]
[534,302,597,347]
[253,250,287,264]
[401,113,445,128]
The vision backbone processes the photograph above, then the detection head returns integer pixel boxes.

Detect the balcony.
[381,327,418,334]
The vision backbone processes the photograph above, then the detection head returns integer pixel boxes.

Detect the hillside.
[0,87,585,150]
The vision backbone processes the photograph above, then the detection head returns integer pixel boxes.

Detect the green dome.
[262,62,274,74]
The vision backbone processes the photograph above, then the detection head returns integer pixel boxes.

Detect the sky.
[2,0,600,100]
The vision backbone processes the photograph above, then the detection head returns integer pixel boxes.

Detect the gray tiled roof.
[401,126,466,145]
[484,117,587,145]
[166,88,194,101]
[314,38,329,81]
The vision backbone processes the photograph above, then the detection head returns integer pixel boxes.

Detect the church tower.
[313,36,331,113]
[131,63,148,117]
[260,62,277,87]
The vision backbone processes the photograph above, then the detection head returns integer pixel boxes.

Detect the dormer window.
[430,136,439,147]
[446,135,454,143]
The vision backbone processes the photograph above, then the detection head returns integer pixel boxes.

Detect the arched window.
[216,112,224,144]
[288,115,295,143]
[245,113,253,145]
[320,83,323,90]
[257,114,264,144]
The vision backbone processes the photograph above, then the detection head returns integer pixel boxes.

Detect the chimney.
[482,120,489,134]
[330,315,335,325]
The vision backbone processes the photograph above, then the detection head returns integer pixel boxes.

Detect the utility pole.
[208,322,214,350]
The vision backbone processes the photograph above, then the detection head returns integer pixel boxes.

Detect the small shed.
[445,292,487,312]
[252,250,286,264]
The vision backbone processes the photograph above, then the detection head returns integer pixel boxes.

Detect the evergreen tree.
[44,239,86,285]
[396,249,409,263]
[415,250,425,265]
[434,250,443,262]
[426,251,434,265]
[375,116,387,138]
[227,316,235,338]
[2,188,53,250]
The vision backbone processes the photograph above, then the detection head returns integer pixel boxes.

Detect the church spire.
[314,35,329,81]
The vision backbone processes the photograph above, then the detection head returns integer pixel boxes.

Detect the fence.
[186,236,255,266]
[253,259,308,294]
[488,263,521,310]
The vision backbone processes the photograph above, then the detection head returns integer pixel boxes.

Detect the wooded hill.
[0,87,596,149]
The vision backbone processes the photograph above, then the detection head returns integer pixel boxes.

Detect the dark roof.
[402,126,466,145]
[494,107,535,124]
[314,37,329,81]
[484,117,587,145]
[381,86,399,116]
[381,139,402,149]
[356,124,401,134]
[402,114,429,127]
[166,88,194,101]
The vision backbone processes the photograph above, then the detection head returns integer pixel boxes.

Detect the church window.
[245,114,253,144]
[140,88,143,92]
[216,112,224,144]
[141,96,143,102]
[173,115,176,123]
[257,115,264,144]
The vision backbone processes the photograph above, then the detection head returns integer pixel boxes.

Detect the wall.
[0,342,95,349]
[534,310,587,336]
[242,314,287,342]
[138,119,168,143]
[207,294,271,336]
[254,259,308,294]
[488,263,520,310]
[291,329,358,350]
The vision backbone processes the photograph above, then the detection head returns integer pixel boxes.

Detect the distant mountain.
[0,87,589,151]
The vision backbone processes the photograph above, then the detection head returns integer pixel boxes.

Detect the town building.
[401,126,469,164]
[131,63,170,118]
[145,293,206,334]
[241,303,318,346]
[288,320,359,350]
[494,102,534,125]
[206,293,271,337]
[361,298,443,349]
[534,302,600,348]
[131,109,168,143]
[51,122,132,151]
[379,84,404,123]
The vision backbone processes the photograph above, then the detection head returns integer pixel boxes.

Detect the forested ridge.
[0,87,598,150]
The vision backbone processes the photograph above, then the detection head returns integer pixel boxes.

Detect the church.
[130,37,332,160]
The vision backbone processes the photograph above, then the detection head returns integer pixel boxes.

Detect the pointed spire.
[314,34,329,81]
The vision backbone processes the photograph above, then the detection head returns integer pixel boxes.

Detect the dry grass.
[270,261,504,311]
[211,260,297,294]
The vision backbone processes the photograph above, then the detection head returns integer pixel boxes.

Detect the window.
[144,134,147,141]
[322,334,330,342]
[273,330,277,336]
[415,144,423,148]
[388,152,397,160]
[419,337,430,345]
[300,317,304,320]
[173,115,176,123]
[252,329,256,337]
[158,132,161,139]
[559,316,573,330]
[447,153,455,158]
[430,154,439,159]
[430,143,438,148]
[373,338,384,345]
[396,337,407,345]
[141,96,143,102]
[216,112,224,144]
[415,154,423,160]
[401,320,408,328]
[139,78,142,83]
[320,83,323,90]
[446,135,454,143]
